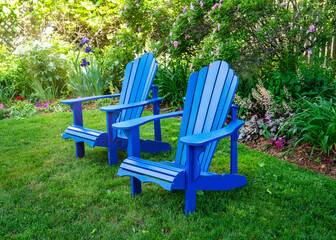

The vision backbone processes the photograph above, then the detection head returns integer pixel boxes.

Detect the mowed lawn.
[0,110,335,239]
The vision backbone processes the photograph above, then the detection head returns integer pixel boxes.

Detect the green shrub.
[155,59,189,110]
[9,101,38,119]
[13,37,71,100]
[284,97,336,156]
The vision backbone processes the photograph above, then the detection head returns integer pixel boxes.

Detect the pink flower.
[126,23,129,27]
[135,0,137,2]
[138,27,141,32]
[169,32,172,36]
[78,96,81,98]
[182,7,188,13]
[280,2,286,7]
[276,142,283,147]
[200,1,203,7]
[281,139,286,143]
[199,54,203,59]
[43,104,48,108]
[173,41,178,47]
[213,28,217,33]
[217,23,220,30]
[307,49,312,55]
[45,101,49,104]
[179,108,183,111]
[211,35,214,40]
[138,33,141,38]
[269,139,274,144]
[255,28,259,32]
[154,48,157,51]
[330,159,333,163]
[289,145,293,148]
[36,104,41,107]
[315,19,319,23]
[309,25,315,32]
[209,63,212,67]
[136,3,139,7]
[287,141,290,145]
[190,3,194,10]
[295,12,299,18]
[220,0,223,3]
[211,51,214,55]
[0,104,3,109]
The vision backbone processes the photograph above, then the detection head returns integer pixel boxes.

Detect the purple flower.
[190,63,193,71]
[36,104,41,107]
[269,139,274,144]
[295,12,299,18]
[173,41,178,47]
[200,1,203,7]
[126,23,129,27]
[185,34,188,39]
[138,27,141,32]
[81,58,90,67]
[79,37,90,48]
[190,3,194,10]
[309,25,316,32]
[307,49,312,56]
[0,104,3,109]
[43,104,48,108]
[182,7,188,13]
[85,46,94,53]
[217,23,221,30]
[280,2,286,7]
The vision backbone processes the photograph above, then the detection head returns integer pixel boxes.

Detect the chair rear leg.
[131,177,142,196]
[76,142,85,158]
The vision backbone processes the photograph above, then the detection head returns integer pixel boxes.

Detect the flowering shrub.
[68,37,108,97]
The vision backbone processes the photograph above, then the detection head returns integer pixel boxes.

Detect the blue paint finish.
[61,53,169,165]
[115,61,246,214]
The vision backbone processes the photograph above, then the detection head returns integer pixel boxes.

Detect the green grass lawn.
[0,110,335,239]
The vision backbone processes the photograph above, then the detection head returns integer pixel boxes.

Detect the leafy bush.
[9,101,38,119]
[284,97,336,156]
[0,108,6,120]
[155,60,189,110]
[68,38,108,97]
[13,37,71,100]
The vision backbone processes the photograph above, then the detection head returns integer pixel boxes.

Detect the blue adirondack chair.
[61,52,171,166]
[113,60,246,214]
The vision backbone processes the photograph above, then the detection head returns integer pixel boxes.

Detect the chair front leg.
[230,104,239,174]
[70,103,85,158]
[106,111,121,166]
[185,145,205,215]
[123,127,142,195]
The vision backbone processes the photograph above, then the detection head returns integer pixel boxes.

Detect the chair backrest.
[174,61,239,171]
[117,52,158,123]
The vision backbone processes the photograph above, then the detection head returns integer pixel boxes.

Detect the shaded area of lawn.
[0,110,335,239]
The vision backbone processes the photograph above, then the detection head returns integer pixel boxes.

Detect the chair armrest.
[180,120,245,146]
[100,98,163,113]
[60,94,121,104]
[113,111,183,130]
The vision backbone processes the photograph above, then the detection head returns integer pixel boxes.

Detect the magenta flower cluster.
[269,138,293,148]
[36,101,49,108]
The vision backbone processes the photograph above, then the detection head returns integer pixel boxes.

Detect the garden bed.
[242,136,336,179]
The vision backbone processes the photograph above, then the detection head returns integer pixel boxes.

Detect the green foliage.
[101,45,135,90]
[8,101,37,119]
[68,47,107,97]
[0,108,6,120]
[155,60,189,110]
[285,97,336,156]
[13,37,71,100]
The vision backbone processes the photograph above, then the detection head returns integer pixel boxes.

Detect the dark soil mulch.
[242,136,336,179]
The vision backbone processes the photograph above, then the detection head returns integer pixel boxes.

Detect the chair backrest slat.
[174,61,239,171]
[116,53,157,125]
